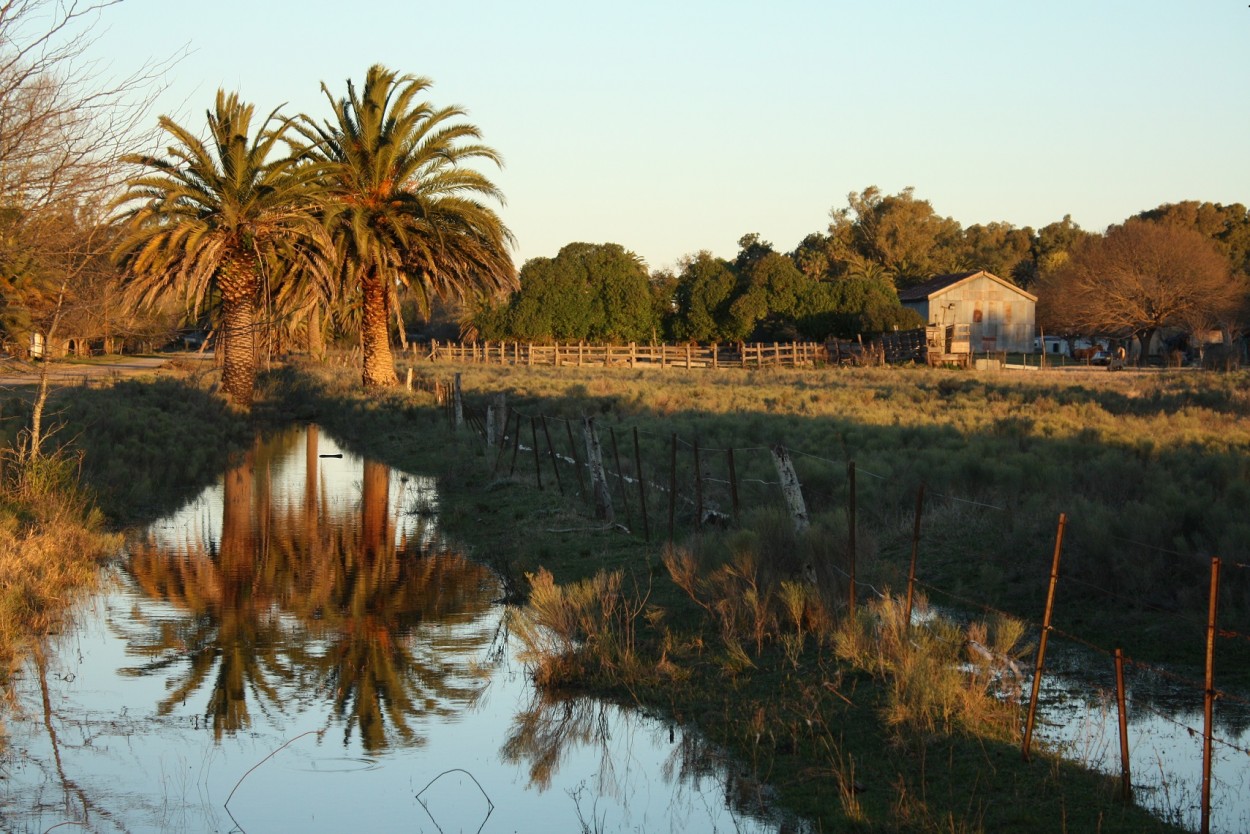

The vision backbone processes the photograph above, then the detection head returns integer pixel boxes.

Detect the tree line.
[2,1,1246,411]
[470,188,1249,352]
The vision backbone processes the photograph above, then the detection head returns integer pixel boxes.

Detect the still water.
[3,426,785,833]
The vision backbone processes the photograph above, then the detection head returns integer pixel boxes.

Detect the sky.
[82,0,1250,273]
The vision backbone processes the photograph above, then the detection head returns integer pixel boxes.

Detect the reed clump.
[0,446,121,685]
[511,567,655,688]
[834,593,1028,740]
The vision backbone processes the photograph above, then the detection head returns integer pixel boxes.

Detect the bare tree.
[0,0,172,458]
[1036,220,1243,365]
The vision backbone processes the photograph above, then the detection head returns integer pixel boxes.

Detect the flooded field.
[1,426,787,833]
[3,424,1247,832]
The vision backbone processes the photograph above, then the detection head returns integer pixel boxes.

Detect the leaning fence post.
[769,444,809,534]
[905,483,925,627]
[1114,648,1132,803]
[1201,557,1221,834]
[583,417,614,523]
[633,427,650,542]
[541,416,564,495]
[1023,512,1067,762]
[609,427,633,531]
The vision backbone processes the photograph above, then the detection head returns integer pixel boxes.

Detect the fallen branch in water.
[224,729,323,809]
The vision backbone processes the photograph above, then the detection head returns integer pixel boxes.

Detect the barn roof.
[897,269,1037,303]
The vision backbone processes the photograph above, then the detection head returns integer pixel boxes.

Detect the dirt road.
[0,355,196,388]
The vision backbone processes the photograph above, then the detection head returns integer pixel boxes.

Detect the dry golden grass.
[0,451,121,685]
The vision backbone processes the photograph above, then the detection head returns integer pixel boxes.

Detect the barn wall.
[930,275,1035,353]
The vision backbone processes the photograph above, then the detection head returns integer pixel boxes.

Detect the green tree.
[827,186,963,286]
[1134,201,1250,278]
[300,65,515,388]
[956,221,1033,280]
[114,91,326,407]
[481,242,654,342]
[729,248,811,340]
[670,251,738,342]
[1011,214,1090,290]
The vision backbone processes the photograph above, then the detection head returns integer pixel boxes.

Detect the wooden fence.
[415,340,831,369]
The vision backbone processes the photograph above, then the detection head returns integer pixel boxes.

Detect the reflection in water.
[115,425,495,751]
[6,426,794,834]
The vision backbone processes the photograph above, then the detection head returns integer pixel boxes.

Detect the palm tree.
[113,91,327,407]
[298,65,516,388]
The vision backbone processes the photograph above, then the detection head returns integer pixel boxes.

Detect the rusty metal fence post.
[1023,512,1067,762]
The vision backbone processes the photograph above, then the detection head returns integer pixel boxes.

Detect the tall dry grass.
[0,447,120,685]
[834,593,1027,740]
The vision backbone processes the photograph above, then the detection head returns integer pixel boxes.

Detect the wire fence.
[423,371,1248,834]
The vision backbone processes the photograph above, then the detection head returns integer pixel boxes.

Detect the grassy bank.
[0,447,120,686]
[246,359,1239,832]
[10,358,1239,830]
[0,372,252,689]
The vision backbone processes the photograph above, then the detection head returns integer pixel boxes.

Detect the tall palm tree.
[113,91,327,407]
[298,65,516,388]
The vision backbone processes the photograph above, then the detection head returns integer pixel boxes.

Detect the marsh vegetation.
[3,358,1247,831]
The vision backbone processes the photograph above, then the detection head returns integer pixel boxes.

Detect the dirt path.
[0,354,203,387]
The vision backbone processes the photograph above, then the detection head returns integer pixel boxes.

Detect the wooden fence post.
[506,411,522,476]
[769,444,809,534]
[1023,513,1067,762]
[541,416,564,495]
[1201,557,1221,834]
[453,373,464,430]
[1114,648,1132,803]
[583,417,614,522]
[405,367,413,391]
[905,483,925,627]
[848,460,857,620]
[530,417,543,490]
[726,448,740,522]
[668,433,678,540]
[633,427,650,542]
[693,437,703,529]
[493,393,507,447]
[486,403,497,449]
[609,427,632,531]
[565,419,587,499]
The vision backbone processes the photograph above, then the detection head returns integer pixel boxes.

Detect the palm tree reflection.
[117,427,498,750]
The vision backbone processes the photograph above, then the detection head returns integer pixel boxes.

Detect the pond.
[2,426,788,833]
[4,425,1248,832]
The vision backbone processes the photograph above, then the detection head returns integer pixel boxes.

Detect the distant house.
[898,270,1037,354]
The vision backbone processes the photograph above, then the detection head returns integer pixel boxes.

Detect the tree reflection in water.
[114,426,498,751]
[503,688,778,825]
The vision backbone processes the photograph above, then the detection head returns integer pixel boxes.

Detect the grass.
[0,446,121,686]
[243,357,1230,832]
[7,355,1240,831]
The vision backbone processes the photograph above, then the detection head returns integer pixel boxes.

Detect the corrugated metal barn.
[898,270,1037,354]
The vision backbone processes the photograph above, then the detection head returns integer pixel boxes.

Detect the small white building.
[899,270,1038,354]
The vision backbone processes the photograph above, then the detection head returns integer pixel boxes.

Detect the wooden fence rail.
[414,340,831,369]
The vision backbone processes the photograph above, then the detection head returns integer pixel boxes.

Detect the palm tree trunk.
[307,307,325,361]
[218,255,259,407]
[360,266,399,388]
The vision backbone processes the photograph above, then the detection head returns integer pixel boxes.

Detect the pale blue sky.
[88,0,1249,272]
